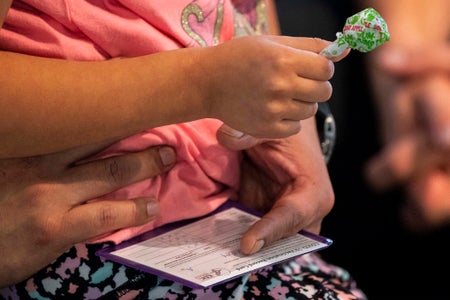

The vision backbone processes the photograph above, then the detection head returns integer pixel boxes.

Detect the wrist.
[182,47,216,120]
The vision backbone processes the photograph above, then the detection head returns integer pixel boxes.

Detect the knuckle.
[23,183,52,207]
[102,157,128,185]
[31,216,59,246]
[285,212,304,236]
[264,54,290,81]
[22,185,62,245]
[264,214,299,240]
[262,71,289,97]
[142,149,165,173]
[96,203,120,228]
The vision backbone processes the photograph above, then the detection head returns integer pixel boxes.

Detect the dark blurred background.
[275,1,450,299]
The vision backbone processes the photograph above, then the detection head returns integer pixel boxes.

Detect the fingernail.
[219,125,245,138]
[158,147,175,166]
[147,201,159,217]
[249,240,265,254]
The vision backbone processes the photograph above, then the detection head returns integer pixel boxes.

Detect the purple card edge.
[96,199,333,289]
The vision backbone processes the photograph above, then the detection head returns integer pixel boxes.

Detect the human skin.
[364,47,450,229]
[0,142,176,287]
[224,117,335,255]
[219,1,346,254]
[0,0,340,158]
[360,0,450,229]
[0,0,345,287]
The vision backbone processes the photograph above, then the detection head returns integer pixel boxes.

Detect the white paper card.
[98,202,332,289]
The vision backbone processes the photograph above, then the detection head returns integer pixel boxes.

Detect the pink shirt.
[0,0,269,244]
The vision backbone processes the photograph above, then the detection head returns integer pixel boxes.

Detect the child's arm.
[1,2,342,158]
[0,0,12,27]
[0,49,212,157]
[0,39,338,159]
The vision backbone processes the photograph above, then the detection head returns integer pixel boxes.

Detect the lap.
[1,243,366,300]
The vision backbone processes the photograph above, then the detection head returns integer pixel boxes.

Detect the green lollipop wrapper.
[321,7,390,58]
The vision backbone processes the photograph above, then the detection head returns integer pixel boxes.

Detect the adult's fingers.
[240,203,322,255]
[402,168,450,231]
[239,194,328,255]
[415,74,450,147]
[364,134,423,191]
[240,205,292,255]
[364,132,446,191]
[43,138,124,167]
[378,44,450,76]
[63,197,159,245]
[65,146,176,203]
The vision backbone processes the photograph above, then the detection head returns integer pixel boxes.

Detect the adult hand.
[0,142,175,287]
[217,119,334,254]
[365,131,450,230]
[364,44,450,230]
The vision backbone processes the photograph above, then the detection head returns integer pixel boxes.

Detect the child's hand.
[201,35,348,139]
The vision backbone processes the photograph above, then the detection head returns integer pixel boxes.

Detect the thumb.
[239,204,307,255]
[216,124,266,150]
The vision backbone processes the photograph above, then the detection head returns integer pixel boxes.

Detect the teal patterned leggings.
[1,243,367,300]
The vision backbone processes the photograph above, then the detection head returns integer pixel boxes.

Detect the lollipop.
[321,7,390,58]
